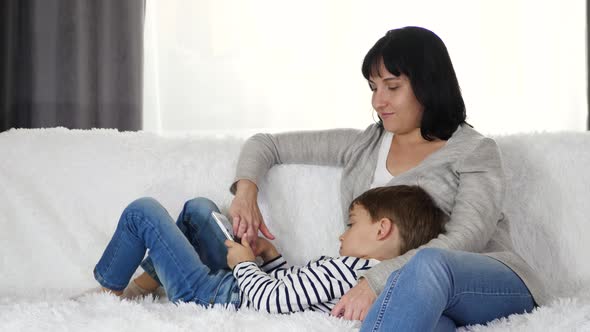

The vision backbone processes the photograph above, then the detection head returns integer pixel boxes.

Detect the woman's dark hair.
[362,26,467,140]
[350,185,447,255]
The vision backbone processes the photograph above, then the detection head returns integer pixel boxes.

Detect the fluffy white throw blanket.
[1,128,589,331]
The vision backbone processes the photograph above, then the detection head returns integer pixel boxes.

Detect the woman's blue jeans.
[93,197,240,307]
[360,248,535,332]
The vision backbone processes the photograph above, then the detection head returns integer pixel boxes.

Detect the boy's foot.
[121,280,154,300]
[70,282,158,301]
[69,286,122,301]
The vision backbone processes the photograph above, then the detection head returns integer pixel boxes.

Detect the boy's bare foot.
[101,287,123,296]
[70,272,159,301]
[133,272,160,292]
[69,286,123,301]
[121,280,155,299]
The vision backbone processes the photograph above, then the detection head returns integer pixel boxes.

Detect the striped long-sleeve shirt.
[233,255,379,314]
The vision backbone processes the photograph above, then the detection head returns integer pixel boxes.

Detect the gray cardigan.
[230,124,548,306]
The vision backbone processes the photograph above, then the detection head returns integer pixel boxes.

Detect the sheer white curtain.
[143,0,587,135]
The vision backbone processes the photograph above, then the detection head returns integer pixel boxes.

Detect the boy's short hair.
[349,185,447,255]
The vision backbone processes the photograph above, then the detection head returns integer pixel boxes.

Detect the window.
[144,0,587,135]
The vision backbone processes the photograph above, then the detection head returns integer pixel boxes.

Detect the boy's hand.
[254,237,280,262]
[225,235,256,270]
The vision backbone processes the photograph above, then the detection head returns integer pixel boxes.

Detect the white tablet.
[211,211,235,241]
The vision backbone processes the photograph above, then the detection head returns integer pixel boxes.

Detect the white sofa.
[1,128,589,332]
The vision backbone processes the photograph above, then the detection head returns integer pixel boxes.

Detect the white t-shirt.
[370,131,394,188]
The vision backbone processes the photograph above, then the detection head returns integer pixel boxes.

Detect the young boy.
[225,185,447,313]
[85,185,446,314]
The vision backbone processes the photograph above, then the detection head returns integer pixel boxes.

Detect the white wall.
[143,0,587,135]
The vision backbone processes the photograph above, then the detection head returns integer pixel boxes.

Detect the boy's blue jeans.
[93,197,240,307]
[360,248,535,332]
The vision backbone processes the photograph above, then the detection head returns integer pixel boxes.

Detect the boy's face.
[339,204,381,258]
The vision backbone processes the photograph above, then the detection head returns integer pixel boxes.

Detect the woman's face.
[369,61,423,134]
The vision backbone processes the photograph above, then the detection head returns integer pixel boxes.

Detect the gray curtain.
[0,0,144,132]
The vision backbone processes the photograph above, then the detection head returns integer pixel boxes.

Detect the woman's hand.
[229,180,275,246]
[225,235,256,270]
[331,278,377,321]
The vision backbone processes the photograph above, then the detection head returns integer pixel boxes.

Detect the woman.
[93,26,545,330]
[227,26,546,331]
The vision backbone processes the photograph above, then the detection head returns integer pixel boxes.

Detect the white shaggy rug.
[1,128,590,331]
[0,293,361,332]
[1,291,590,332]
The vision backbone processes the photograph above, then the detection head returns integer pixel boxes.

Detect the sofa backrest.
[0,128,343,295]
[496,133,590,298]
[1,128,589,299]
